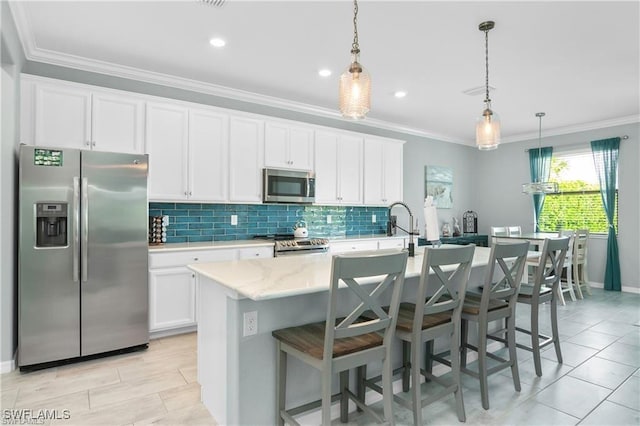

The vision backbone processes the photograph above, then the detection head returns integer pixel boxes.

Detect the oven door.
[263,169,315,204]
[274,246,329,257]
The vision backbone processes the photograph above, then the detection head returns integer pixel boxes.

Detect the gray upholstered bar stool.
[271,250,408,426]
[459,241,530,410]
[516,237,570,377]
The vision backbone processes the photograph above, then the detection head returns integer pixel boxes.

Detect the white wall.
[473,123,640,293]
[1,0,25,371]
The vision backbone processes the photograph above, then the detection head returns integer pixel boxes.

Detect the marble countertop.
[148,240,274,253]
[149,234,408,253]
[188,245,492,301]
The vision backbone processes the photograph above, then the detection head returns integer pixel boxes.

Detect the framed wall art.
[425,165,453,209]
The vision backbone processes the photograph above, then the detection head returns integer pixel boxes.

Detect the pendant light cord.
[484,28,490,104]
[351,0,360,54]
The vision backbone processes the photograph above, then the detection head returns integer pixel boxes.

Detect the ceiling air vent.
[200,0,225,7]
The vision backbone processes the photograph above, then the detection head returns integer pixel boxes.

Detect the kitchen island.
[189,245,491,425]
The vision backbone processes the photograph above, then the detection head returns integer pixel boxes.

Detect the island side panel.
[197,275,241,425]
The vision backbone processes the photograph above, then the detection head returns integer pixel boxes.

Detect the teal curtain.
[591,137,621,291]
[528,146,553,232]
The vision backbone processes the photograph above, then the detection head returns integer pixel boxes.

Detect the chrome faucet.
[388,201,415,257]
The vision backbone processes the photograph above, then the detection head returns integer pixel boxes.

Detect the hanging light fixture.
[522,112,560,194]
[339,0,371,119]
[476,21,500,150]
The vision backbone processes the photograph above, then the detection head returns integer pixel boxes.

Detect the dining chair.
[272,250,408,426]
[516,237,569,377]
[557,230,577,305]
[572,229,591,298]
[459,241,530,410]
[490,226,509,246]
[360,245,474,425]
[507,226,522,236]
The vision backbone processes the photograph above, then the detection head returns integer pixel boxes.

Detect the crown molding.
[502,115,640,144]
[9,2,635,148]
[9,3,465,145]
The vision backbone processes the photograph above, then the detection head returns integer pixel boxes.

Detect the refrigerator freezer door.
[80,151,149,356]
[18,146,81,366]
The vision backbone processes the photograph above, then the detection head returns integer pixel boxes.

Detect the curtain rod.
[525,135,629,152]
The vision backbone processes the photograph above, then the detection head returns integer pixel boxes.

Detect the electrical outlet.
[327,215,332,224]
[243,311,257,336]
[372,214,376,223]
[231,215,238,225]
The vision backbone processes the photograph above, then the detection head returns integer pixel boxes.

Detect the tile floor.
[1,288,638,425]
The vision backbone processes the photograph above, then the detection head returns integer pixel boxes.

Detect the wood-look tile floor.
[2,288,639,425]
[0,333,216,425]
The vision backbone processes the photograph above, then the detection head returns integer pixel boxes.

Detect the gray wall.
[1,0,26,370]
[473,123,640,292]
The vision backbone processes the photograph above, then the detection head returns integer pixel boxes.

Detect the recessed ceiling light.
[209,38,226,48]
[318,69,332,77]
[394,91,407,98]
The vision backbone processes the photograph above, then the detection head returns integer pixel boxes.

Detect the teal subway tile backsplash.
[150,203,389,243]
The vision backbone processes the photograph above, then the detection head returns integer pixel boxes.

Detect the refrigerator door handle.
[81,177,89,282]
[73,177,80,283]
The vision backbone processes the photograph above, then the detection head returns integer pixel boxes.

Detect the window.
[538,150,617,234]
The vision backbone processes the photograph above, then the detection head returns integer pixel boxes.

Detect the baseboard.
[587,281,639,294]
[150,324,197,340]
[1,350,17,373]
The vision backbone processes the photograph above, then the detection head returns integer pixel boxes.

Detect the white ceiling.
[9,1,640,146]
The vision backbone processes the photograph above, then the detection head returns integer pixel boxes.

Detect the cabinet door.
[288,126,314,170]
[382,141,404,204]
[91,92,144,154]
[378,238,407,250]
[330,240,378,254]
[146,102,189,200]
[264,123,289,169]
[337,135,363,204]
[265,122,314,171]
[364,138,403,205]
[34,84,91,149]
[149,267,196,331]
[229,116,264,202]
[189,108,229,202]
[314,131,339,203]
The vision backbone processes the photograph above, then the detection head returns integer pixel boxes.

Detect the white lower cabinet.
[330,237,408,254]
[330,240,379,254]
[149,267,196,331]
[148,246,272,334]
[377,238,407,250]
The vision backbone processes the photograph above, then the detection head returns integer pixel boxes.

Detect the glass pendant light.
[339,0,371,119]
[522,112,560,194]
[476,21,500,150]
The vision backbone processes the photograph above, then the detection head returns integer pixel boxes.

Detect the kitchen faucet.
[388,201,415,257]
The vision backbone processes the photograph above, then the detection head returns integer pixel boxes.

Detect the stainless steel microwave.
[263,168,315,204]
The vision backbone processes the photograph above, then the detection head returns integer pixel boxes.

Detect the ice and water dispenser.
[35,202,68,247]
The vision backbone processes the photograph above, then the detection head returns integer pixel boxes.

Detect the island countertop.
[188,245,492,301]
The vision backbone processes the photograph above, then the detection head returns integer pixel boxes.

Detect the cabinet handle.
[255,253,260,256]
[194,257,199,261]
[92,141,96,147]
[85,141,91,147]
[189,191,192,196]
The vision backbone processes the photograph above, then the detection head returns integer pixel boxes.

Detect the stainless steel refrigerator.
[18,145,149,368]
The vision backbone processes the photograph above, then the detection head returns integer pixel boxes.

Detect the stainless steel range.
[255,234,330,257]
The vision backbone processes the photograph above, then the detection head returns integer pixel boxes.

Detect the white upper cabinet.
[146,103,230,202]
[91,93,144,153]
[363,138,404,205]
[146,102,190,200]
[229,116,264,202]
[189,108,229,202]
[21,76,144,153]
[264,121,314,171]
[314,130,363,205]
